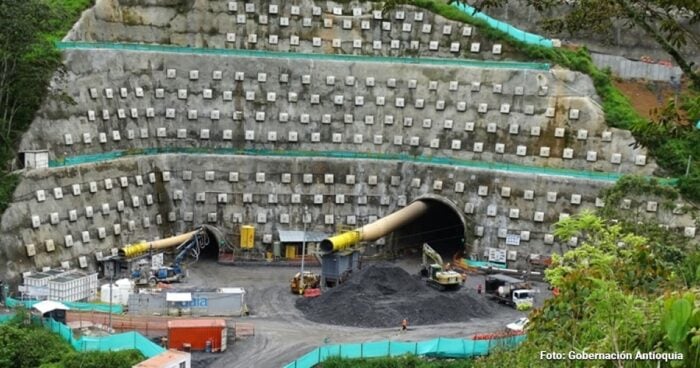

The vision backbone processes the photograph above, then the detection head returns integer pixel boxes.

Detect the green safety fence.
[55,41,551,71]
[49,147,678,185]
[5,296,123,314]
[283,335,526,368]
[450,2,553,48]
[45,318,164,358]
[463,259,506,269]
[0,313,15,324]
[0,315,162,358]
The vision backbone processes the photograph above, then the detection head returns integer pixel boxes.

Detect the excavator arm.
[422,243,444,267]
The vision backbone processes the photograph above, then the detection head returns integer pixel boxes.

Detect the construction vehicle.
[290,271,320,295]
[131,228,210,286]
[484,273,535,308]
[132,260,185,287]
[420,243,464,291]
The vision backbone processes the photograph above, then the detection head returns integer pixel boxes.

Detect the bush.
[41,350,144,368]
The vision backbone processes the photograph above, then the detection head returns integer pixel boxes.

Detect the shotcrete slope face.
[2,0,680,285]
[296,263,493,327]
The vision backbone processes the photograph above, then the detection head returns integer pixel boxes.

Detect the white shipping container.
[47,271,98,302]
[23,269,74,288]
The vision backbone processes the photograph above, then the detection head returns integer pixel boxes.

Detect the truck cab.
[485,273,535,308]
[512,289,535,308]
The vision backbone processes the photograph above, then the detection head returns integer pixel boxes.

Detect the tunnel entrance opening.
[391,198,467,260]
[198,238,220,260]
[196,226,226,260]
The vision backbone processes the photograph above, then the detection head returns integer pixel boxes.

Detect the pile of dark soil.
[295,263,493,328]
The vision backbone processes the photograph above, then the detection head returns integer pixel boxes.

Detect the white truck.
[485,273,535,308]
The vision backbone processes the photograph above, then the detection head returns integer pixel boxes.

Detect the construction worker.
[477,284,482,294]
[401,318,408,331]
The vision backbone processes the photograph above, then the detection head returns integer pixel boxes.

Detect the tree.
[0,0,58,151]
[475,210,700,367]
[457,0,700,87]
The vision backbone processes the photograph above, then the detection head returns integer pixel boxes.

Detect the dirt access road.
[183,260,535,368]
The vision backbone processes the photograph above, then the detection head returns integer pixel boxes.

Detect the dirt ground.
[613,79,681,119]
[177,259,548,368]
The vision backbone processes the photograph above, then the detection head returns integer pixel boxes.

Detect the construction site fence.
[47,147,678,185]
[45,318,165,358]
[0,313,15,324]
[461,259,506,270]
[450,2,553,48]
[0,314,163,358]
[55,41,551,71]
[283,335,526,368]
[66,310,168,338]
[5,296,123,314]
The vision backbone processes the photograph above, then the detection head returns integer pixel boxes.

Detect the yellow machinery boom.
[118,229,200,258]
[422,243,444,268]
[422,242,464,290]
[320,201,429,252]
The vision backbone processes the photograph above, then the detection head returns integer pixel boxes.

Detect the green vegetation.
[0,311,143,368]
[41,350,145,368]
[0,0,93,213]
[319,355,474,368]
[472,179,700,367]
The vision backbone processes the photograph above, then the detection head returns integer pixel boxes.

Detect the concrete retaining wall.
[22,49,653,176]
[1,154,695,283]
[66,1,518,61]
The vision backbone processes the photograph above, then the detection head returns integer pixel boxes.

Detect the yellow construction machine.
[290,271,320,295]
[420,243,464,291]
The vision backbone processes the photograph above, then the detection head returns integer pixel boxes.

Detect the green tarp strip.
[450,3,554,48]
[55,41,550,71]
[5,297,123,314]
[49,147,678,185]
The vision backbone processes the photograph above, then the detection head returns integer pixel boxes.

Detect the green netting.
[283,335,526,368]
[45,318,164,358]
[55,41,550,70]
[0,314,15,324]
[462,259,506,269]
[450,3,553,47]
[6,297,123,314]
[50,147,678,185]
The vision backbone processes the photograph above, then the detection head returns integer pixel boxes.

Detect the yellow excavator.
[290,271,320,295]
[421,243,464,291]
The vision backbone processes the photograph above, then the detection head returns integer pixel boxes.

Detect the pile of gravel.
[295,263,493,328]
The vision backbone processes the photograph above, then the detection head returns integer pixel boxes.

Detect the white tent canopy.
[32,300,69,314]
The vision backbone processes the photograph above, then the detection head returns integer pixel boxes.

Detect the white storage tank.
[100,279,132,305]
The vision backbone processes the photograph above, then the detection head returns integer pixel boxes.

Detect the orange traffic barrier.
[304,288,321,298]
[472,330,524,340]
